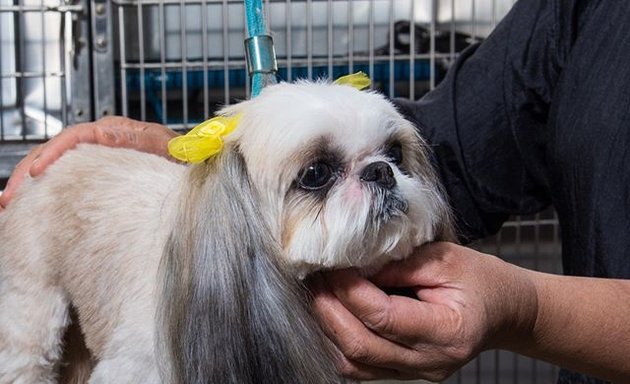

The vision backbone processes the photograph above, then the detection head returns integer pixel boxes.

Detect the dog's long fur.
[158,150,341,383]
[0,81,453,383]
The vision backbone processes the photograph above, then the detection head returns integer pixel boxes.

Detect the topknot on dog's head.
[220,79,405,164]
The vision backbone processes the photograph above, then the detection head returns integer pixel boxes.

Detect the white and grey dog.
[0,80,453,383]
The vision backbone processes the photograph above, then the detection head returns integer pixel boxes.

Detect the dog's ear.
[157,150,346,384]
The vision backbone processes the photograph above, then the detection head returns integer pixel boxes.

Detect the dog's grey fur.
[158,150,343,384]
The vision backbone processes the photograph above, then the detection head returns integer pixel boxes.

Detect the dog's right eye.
[297,162,335,190]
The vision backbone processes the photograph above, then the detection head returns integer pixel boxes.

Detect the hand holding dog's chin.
[309,242,538,382]
[0,116,178,211]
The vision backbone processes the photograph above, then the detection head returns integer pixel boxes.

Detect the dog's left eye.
[387,143,403,165]
[297,162,335,190]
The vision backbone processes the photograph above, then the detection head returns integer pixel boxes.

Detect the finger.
[29,125,98,176]
[315,331,405,381]
[85,119,176,159]
[334,349,443,382]
[334,352,413,381]
[311,274,455,379]
[323,269,451,344]
[3,117,176,211]
[126,123,179,159]
[0,144,45,209]
[371,242,462,288]
[309,273,421,371]
[30,120,177,177]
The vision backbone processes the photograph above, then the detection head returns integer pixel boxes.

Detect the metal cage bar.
[0,0,89,183]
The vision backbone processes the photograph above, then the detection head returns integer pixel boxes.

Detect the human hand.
[309,242,538,382]
[0,116,178,211]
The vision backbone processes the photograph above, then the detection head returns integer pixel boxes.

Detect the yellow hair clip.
[333,71,371,90]
[168,114,241,163]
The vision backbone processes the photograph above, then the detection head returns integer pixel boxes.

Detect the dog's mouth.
[369,189,409,222]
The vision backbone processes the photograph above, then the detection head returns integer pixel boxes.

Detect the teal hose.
[244,0,277,97]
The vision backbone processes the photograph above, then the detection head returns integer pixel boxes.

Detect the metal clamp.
[244,35,278,76]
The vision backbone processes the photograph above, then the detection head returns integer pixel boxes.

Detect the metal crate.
[0,1,564,383]
[112,0,493,129]
[0,0,91,179]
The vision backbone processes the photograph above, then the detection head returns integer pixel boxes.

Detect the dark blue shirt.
[394,1,629,383]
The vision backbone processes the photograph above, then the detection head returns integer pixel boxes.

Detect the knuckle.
[343,339,370,362]
[95,126,118,143]
[435,241,457,255]
[125,130,140,145]
[453,343,476,362]
[20,144,43,162]
[444,337,477,364]
[364,305,393,334]
[335,356,358,377]
[424,369,454,383]
[441,328,475,362]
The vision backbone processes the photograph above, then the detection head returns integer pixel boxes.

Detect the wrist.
[483,258,539,352]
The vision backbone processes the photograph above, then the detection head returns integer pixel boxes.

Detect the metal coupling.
[244,35,278,76]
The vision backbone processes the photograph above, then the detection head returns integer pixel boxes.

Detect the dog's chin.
[358,218,419,275]
[374,201,409,227]
[288,213,423,280]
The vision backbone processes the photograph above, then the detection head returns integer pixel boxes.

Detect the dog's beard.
[367,186,409,222]
[280,172,442,277]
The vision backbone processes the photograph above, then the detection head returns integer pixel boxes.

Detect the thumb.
[29,125,97,177]
[371,242,457,288]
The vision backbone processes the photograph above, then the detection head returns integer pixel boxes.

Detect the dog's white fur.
[0,81,452,383]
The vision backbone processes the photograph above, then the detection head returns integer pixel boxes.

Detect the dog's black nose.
[360,161,396,189]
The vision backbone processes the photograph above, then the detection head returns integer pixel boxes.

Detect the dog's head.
[216,80,453,276]
[161,79,454,383]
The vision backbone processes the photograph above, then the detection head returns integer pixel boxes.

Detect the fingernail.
[29,158,41,176]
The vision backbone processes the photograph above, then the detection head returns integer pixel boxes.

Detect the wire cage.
[0,0,563,383]
[0,0,90,181]
[113,0,492,128]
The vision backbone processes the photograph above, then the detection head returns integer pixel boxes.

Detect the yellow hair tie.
[333,71,371,90]
[168,114,241,163]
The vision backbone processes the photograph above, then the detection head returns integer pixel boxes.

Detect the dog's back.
[0,144,184,382]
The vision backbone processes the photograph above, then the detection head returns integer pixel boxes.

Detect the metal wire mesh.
[112,0,495,130]
[0,0,74,141]
[0,1,563,382]
[0,0,88,181]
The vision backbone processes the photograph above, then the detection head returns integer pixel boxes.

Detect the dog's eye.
[387,143,403,165]
[298,162,334,190]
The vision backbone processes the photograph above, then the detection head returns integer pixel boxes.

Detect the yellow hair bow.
[168,114,241,163]
[333,71,371,90]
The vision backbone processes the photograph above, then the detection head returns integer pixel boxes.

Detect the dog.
[0,78,453,383]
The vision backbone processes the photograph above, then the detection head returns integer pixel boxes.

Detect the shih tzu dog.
[0,76,453,383]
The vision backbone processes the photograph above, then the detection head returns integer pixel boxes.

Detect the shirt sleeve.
[393,0,574,243]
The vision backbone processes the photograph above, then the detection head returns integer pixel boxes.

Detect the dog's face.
[222,81,450,276]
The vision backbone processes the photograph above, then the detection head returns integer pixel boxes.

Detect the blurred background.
[0,1,562,382]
